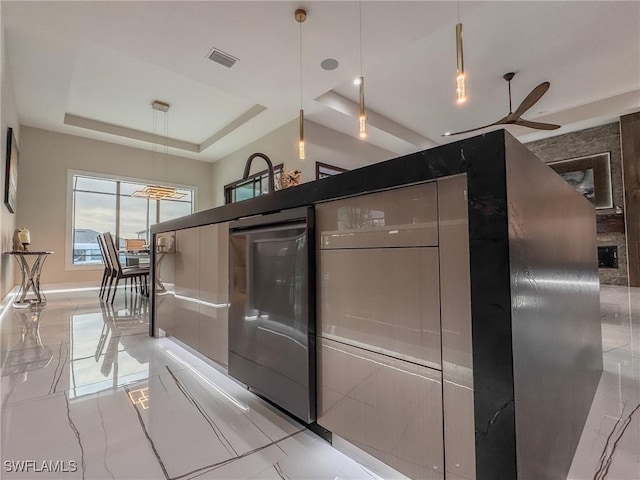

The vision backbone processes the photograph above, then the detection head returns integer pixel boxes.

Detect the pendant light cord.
[359,1,363,76]
[153,108,157,161]
[299,21,303,109]
[164,108,169,179]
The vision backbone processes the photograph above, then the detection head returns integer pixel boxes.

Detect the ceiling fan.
[444,72,561,136]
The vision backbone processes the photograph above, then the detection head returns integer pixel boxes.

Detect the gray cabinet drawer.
[318,247,441,368]
[316,182,438,249]
[317,338,444,480]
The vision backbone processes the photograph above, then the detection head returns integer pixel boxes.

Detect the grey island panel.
[505,136,602,480]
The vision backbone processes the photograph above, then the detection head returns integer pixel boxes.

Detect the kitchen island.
[150,130,602,480]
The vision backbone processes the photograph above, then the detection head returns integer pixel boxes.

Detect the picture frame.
[548,152,613,209]
[4,127,18,214]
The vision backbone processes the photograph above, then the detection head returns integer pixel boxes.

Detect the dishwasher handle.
[230,206,312,232]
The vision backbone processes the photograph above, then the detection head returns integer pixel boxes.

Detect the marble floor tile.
[2,285,639,479]
[567,285,640,480]
[0,289,372,480]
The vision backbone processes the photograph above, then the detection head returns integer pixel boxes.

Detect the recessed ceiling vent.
[208,48,238,68]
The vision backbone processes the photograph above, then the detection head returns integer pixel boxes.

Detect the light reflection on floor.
[0,289,394,480]
[0,286,638,479]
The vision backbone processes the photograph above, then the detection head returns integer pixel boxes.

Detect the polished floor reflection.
[1,286,638,479]
[0,289,387,480]
[568,285,640,480]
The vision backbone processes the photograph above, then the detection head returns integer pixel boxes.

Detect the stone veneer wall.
[525,122,626,285]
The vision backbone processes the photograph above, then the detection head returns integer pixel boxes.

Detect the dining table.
[119,249,151,267]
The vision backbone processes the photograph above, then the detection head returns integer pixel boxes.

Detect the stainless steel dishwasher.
[228,207,315,423]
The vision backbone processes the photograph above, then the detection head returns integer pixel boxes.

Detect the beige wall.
[1,21,20,299]
[211,119,394,206]
[16,126,214,285]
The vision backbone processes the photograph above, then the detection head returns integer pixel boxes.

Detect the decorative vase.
[278,170,302,190]
[13,228,30,252]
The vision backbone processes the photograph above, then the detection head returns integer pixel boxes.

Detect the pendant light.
[132,101,185,200]
[295,9,306,160]
[358,1,367,138]
[455,2,467,104]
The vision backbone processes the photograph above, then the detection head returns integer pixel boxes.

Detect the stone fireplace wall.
[526,122,627,285]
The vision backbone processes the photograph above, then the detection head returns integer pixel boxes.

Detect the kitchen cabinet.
[155,231,176,337]
[152,131,602,480]
[318,337,444,480]
[316,182,438,249]
[174,227,200,349]
[318,247,441,368]
[199,223,230,365]
[316,182,448,478]
[156,224,229,365]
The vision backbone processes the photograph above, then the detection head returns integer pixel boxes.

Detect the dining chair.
[96,234,113,300]
[102,232,150,303]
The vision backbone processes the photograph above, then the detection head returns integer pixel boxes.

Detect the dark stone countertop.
[151,130,505,234]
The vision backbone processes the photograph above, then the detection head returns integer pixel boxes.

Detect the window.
[70,173,194,266]
[224,164,283,204]
[316,161,348,180]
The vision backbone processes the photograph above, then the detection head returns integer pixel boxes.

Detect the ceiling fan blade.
[510,82,550,119]
[514,119,561,130]
[443,117,509,136]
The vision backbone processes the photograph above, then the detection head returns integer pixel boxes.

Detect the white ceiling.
[2,1,639,162]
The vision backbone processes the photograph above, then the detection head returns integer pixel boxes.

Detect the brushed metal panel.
[317,337,444,480]
[198,223,230,365]
[438,174,476,480]
[174,227,200,351]
[505,136,602,480]
[155,231,176,337]
[318,248,441,368]
[316,182,438,249]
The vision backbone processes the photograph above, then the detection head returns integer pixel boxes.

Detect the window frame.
[224,163,284,204]
[66,169,197,271]
[316,161,348,180]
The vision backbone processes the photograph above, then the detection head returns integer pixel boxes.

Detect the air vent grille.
[208,48,238,68]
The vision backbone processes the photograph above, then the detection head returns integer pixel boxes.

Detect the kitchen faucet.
[243,153,275,193]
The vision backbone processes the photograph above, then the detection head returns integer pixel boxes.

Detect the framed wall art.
[548,152,613,209]
[4,127,18,214]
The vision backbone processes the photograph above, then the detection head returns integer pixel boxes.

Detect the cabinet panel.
[199,223,229,365]
[438,174,476,480]
[316,182,438,249]
[318,338,444,480]
[155,231,175,337]
[318,247,441,368]
[174,227,200,350]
